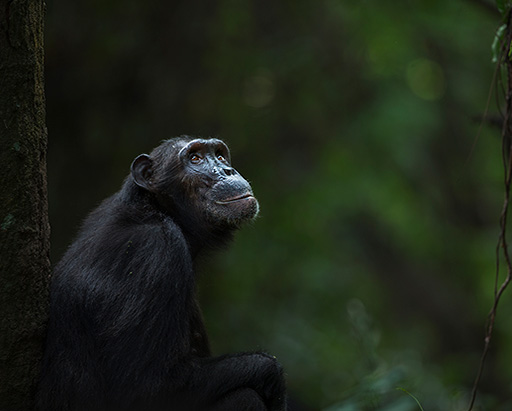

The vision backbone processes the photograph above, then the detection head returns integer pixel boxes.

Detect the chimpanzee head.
[130,137,259,229]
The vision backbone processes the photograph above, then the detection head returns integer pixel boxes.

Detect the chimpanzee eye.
[190,154,203,164]
[217,155,226,163]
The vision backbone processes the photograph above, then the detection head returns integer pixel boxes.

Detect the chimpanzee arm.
[181,352,286,411]
[39,211,197,409]
[88,215,196,375]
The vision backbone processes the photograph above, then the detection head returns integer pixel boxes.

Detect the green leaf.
[492,24,507,63]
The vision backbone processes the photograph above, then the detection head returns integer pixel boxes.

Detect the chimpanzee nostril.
[224,168,236,176]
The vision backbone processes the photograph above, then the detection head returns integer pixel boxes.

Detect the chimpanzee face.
[177,138,259,226]
[131,138,259,228]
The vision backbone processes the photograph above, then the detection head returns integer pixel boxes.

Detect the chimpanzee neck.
[121,178,235,259]
[168,204,236,259]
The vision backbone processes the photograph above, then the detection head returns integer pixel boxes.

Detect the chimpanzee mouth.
[215,193,254,205]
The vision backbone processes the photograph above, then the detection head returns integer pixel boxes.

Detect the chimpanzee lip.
[215,193,254,205]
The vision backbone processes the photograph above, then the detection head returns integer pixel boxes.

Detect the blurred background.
[44,0,510,409]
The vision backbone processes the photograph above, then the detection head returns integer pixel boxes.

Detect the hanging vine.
[468,3,512,409]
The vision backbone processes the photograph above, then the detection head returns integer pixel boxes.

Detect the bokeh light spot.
[405,58,445,101]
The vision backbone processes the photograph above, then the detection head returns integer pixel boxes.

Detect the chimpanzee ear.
[131,154,153,190]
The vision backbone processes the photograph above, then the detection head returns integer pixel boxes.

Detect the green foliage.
[497,0,512,17]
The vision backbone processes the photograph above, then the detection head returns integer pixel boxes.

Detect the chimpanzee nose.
[211,165,236,177]
[223,167,235,176]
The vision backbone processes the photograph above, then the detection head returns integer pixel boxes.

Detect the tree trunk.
[0,0,50,410]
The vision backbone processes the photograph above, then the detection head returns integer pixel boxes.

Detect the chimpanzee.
[36,137,286,411]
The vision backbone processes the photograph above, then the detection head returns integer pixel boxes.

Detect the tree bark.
[0,0,50,410]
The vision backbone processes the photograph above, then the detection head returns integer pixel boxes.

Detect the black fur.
[36,137,286,411]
